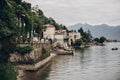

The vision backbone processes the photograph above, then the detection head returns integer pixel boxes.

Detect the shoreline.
[15,53,57,71]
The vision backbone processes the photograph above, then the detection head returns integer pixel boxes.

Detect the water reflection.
[47,42,120,80]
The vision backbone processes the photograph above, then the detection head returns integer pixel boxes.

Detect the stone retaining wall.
[10,43,52,65]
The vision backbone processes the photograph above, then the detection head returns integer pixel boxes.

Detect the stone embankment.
[10,43,52,64]
[10,43,73,71]
[15,53,56,71]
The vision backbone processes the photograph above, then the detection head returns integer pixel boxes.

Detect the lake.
[21,42,120,80]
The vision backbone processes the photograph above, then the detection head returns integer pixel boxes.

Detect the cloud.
[24,0,120,26]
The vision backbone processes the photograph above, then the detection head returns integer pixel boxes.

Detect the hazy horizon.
[67,22,120,27]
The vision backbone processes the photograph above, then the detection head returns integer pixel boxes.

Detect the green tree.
[87,30,92,41]
[0,63,17,80]
[74,39,83,46]
[94,37,106,43]
[0,0,19,61]
[78,28,92,43]
[94,38,100,42]
[99,36,106,43]
[78,27,84,36]
[0,0,19,80]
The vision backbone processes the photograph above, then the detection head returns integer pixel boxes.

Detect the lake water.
[21,42,120,80]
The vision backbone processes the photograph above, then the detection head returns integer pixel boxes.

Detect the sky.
[24,0,120,26]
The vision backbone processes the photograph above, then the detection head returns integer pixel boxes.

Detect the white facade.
[69,32,82,45]
[43,24,55,40]
[55,35,64,44]
[54,30,67,45]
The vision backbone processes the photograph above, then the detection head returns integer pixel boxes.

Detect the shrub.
[16,45,33,55]
[73,39,83,46]
[0,63,18,80]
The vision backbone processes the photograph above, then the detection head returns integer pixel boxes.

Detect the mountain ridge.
[67,23,120,40]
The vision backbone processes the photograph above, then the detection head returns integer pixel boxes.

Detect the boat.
[111,48,118,50]
[52,48,74,55]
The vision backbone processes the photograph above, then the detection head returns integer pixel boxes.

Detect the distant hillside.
[67,23,120,40]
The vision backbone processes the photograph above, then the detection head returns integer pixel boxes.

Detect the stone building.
[54,30,68,45]
[43,24,55,41]
[69,31,82,45]
[31,5,39,13]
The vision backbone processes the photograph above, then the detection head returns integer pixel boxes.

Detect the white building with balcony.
[43,24,55,40]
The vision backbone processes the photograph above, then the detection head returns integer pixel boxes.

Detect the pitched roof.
[43,24,55,28]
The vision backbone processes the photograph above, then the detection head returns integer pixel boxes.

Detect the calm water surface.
[22,42,120,80]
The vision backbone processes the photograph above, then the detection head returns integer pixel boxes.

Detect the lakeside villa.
[42,24,82,47]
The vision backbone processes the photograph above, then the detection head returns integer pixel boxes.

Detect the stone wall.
[10,43,52,65]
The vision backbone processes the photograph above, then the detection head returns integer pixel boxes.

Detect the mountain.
[67,23,120,40]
